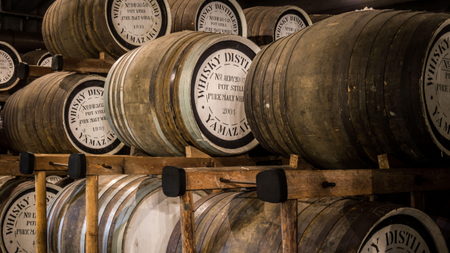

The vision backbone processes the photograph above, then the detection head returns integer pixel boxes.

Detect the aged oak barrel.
[0,42,21,92]
[1,72,124,154]
[245,10,450,169]
[47,175,207,253]
[168,0,246,36]
[243,6,312,46]
[21,49,52,67]
[0,176,71,253]
[104,31,259,156]
[167,192,448,253]
[43,0,172,59]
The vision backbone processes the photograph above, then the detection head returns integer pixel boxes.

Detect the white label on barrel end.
[68,86,118,149]
[111,0,163,46]
[197,2,239,35]
[274,14,306,40]
[0,50,15,84]
[360,224,429,253]
[424,31,450,140]
[194,49,252,142]
[39,57,52,67]
[2,191,56,253]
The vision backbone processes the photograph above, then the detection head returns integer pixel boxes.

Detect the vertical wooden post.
[180,191,195,253]
[411,191,425,212]
[35,171,47,253]
[281,199,297,253]
[86,175,99,253]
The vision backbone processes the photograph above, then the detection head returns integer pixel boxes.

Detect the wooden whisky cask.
[243,6,312,46]
[1,72,124,154]
[47,175,207,253]
[43,0,172,59]
[245,10,450,169]
[168,0,246,36]
[0,42,21,92]
[21,49,52,67]
[104,31,259,156]
[167,192,448,253]
[0,177,71,253]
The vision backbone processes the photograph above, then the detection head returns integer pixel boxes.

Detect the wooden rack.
[2,151,450,253]
[5,148,287,253]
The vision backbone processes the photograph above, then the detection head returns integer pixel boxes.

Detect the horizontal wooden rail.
[18,62,53,79]
[0,154,70,175]
[256,167,450,202]
[182,165,293,190]
[52,52,116,74]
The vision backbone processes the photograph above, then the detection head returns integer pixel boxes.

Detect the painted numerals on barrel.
[0,50,15,84]
[67,86,118,150]
[197,2,239,35]
[360,224,430,253]
[274,14,306,40]
[194,48,252,143]
[2,191,56,253]
[424,31,450,140]
[111,0,163,46]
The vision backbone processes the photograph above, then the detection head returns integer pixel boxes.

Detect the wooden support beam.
[86,175,99,253]
[281,200,297,253]
[283,168,450,199]
[183,165,292,190]
[185,146,211,158]
[35,171,47,253]
[411,191,426,211]
[18,62,53,79]
[27,65,53,77]
[52,54,113,74]
[0,154,70,175]
[81,155,284,176]
[180,191,195,253]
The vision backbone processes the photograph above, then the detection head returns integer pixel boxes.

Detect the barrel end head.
[162,166,186,197]
[256,168,288,203]
[68,153,86,179]
[51,54,63,71]
[17,62,29,80]
[19,151,35,175]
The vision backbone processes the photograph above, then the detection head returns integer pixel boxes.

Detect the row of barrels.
[42,0,313,59]
[3,9,450,169]
[0,42,52,92]
[0,175,447,253]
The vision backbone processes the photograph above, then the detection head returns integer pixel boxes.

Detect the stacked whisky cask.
[244,10,450,169]
[104,31,260,156]
[42,0,172,58]
[1,72,124,154]
[244,6,312,46]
